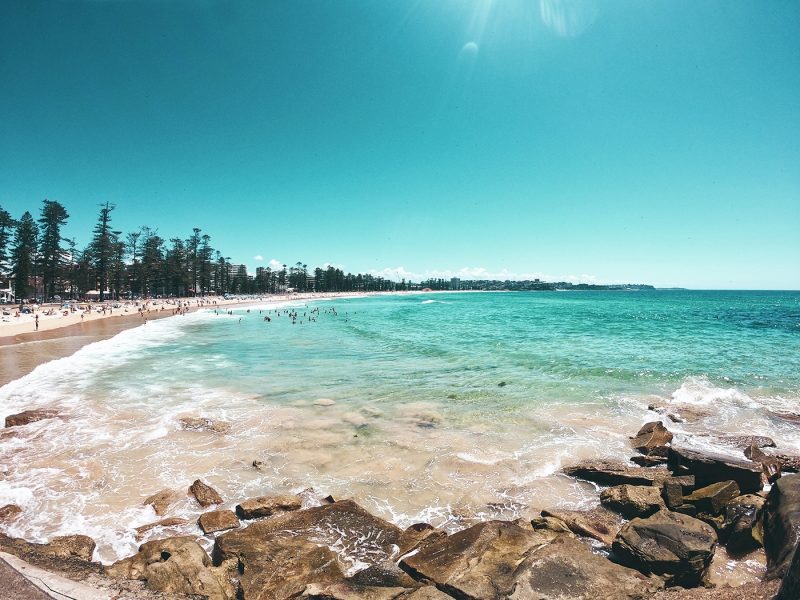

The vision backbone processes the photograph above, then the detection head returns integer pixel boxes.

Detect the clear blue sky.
[1,0,798,289]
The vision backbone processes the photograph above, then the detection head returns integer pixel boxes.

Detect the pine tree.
[12,211,39,301]
[38,199,70,299]
[90,202,115,301]
[0,206,15,278]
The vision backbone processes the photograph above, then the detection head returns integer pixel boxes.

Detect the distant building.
[0,278,13,303]
[450,277,461,290]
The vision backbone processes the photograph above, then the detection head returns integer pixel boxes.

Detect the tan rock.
[4,409,59,427]
[189,479,223,507]
[631,421,673,457]
[684,480,741,516]
[540,506,623,547]
[143,488,180,516]
[235,494,301,519]
[134,517,190,539]
[199,510,240,534]
[179,417,231,433]
[601,484,666,519]
[0,504,22,522]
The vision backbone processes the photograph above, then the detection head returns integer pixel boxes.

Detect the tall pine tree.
[12,212,39,301]
[38,199,70,299]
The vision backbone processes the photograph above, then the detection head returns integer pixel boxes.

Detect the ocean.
[1,290,798,565]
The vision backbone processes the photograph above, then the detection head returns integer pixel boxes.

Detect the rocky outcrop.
[134,517,190,539]
[668,447,763,494]
[199,509,240,534]
[718,435,776,449]
[143,488,180,516]
[763,473,800,579]
[348,560,422,589]
[106,536,236,600]
[4,409,59,427]
[631,421,673,457]
[0,504,21,522]
[189,479,223,507]
[563,460,668,487]
[660,475,695,510]
[540,507,622,547]
[399,520,552,599]
[235,494,302,520]
[612,509,717,587]
[0,533,96,562]
[179,417,231,433]
[683,481,741,516]
[723,494,764,553]
[776,536,800,600]
[601,484,666,519]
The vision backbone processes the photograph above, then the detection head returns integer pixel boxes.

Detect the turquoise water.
[1,290,799,563]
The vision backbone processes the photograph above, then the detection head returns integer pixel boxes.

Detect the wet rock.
[631,421,673,457]
[216,500,404,574]
[0,533,96,562]
[771,453,800,473]
[684,481,741,516]
[143,488,180,516]
[612,509,718,587]
[769,411,800,424]
[776,537,800,600]
[744,444,782,483]
[668,446,763,494]
[399,520,553,600]
[199,509,240,534]
[106,535,236,600]
[510,534,662,600]
[189,479,223,507]
[301,582,410,600]
[235,494,302,520]
[397,522,445,555]
[718,435,776,449]
[0,504,22,522]
[179,416,231,433]
[4,409,59,427]
[631,455,669,467]
[348,560,422,589]
[649,403,713,423]
[530,515,573,536]
[763,473,800,580]
[601,484,666,519]
[723,494,765,554]
[662,480,685,510]
[403,588,454,600]
[540,506,622,547]
[135,517,191,539]
[674,504,699,517]
[563,459,669,487]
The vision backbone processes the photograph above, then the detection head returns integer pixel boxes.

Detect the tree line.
[0,200,408,302]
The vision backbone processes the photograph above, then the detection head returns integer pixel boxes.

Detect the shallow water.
[0,290,798,565]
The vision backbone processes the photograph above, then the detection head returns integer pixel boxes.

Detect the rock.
[510,534,662,600]
[179,417,231,433]
[348,560,422,589]
[235,494,302,519]
[769,411,800,424]
[189,479,223,507]
[718,435,776,449]
[530,515,573,536]
[668,447,763,494]
[404,588,454,600]
[631,421,673,457]
[106,535,236,600]
[674,504,699,517]
[0,504,22,522]
[723,494,765,554]
[314,398,336,406]
[776,536,800,600]
[216,500,404,575]
[563,459,669,487]
[771,453,800,473]
[763,473,800,579]
[601,484,666,519]
[399,520,553,600]
[0,533,96,562]
[397,522,445,555]
[143,488,180,516]
[199,509,240,534]
[540,506,623,547]
[662,480,684,510]
[301,582,410,600]
[631,455,669,467]
[4,409,59,427]
[650,580,780,600]
[684,481,741,516]
[612,509,718,587]
[134,517,191,539]
[744,444,782,483]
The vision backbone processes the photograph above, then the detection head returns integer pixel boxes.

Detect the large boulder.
[763,473,800,579]
[600,485,666,519]
[106,536,236,600]
[668,446,763,494]
[683,480,741,516]
[563,460,669,487]
[723,494,765,554]
[612,509,717,587]
[189,479,224,506]
[776,536,800,600]
[199,509,240,534]
[4,409,59,427]
[235,494,302,519]
[631,421,673,457]
[399,520,553,599]
[540,507,622,547]
[509,535,662,600]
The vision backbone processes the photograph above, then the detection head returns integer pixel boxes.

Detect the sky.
[1,0,798,289]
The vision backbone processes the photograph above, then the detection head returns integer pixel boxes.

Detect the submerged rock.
[601,484,666,519]
[763,473,800,580]
[540,506,623,547]
[134,517,191,539]
[143,488,181,516]
[4,409,59,427]
[612,509,717,587]
[179,417,231,433]
[189,479,224,507]
[235,494,302,520]
[668,446,763,494]
[0,504,22,522]
[563,459,669,487]
[631,421,673,457]
[106,536,236,600]
[199,509,240,534]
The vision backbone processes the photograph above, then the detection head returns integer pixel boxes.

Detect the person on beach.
[35,314,39,331]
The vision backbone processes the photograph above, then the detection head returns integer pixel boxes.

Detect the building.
[0,278,13,303]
